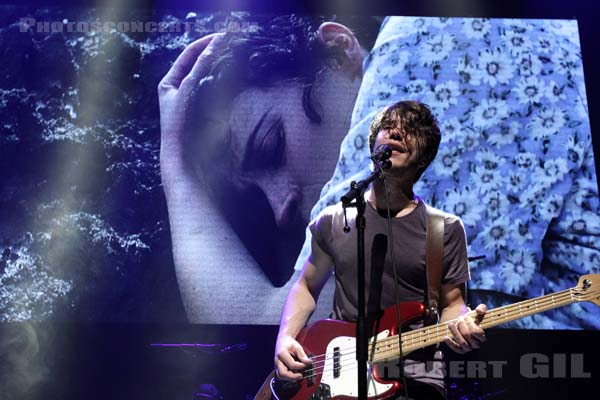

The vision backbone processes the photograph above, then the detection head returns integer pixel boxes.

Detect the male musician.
[274,100,488,399]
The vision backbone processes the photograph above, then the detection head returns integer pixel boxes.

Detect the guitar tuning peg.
[583,279,591,289]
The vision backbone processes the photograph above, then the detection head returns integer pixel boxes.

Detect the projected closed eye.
[243,113,286,171]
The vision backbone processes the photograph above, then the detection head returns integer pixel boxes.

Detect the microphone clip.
[370,145,392,163]
[370,145,393,171]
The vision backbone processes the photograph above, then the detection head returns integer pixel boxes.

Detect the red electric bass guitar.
[255,274,600,400]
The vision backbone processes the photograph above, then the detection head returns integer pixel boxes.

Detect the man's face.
[372,124,421,175]
[226,74,357,229]
[198,69,359,285]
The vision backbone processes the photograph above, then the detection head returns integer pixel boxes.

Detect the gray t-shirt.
[309,198,470,392]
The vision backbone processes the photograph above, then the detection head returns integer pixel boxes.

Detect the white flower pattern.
[307,17,600,329]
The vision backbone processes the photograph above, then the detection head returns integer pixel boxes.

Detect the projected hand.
[158,33,224,188]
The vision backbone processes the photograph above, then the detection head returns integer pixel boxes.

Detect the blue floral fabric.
[304,17,600,329]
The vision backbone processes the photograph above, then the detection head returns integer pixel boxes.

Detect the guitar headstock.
[574,274,600,306]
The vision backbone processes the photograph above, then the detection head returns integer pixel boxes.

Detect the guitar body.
[259,274,600,400]
[270,302,426,400]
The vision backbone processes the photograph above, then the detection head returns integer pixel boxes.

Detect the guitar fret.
[369,282,591,368]
[570,288,574,303]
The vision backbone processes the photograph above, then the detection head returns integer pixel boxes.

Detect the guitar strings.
[310,288,580,372]
[296,288,578,381]
[308,286,580,369]
[287,287,595,383]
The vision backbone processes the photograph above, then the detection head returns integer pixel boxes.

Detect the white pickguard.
[321,330,394,398]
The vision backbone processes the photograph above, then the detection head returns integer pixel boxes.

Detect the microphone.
[340,146,391,205]
[370,145,392,163]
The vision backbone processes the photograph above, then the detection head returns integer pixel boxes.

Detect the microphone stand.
[340,159,391,399]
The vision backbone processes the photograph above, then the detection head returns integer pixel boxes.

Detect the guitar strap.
[425,205,445,325]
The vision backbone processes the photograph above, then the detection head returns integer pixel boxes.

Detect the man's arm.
[274,237,334,380]
[440,283,487,354]
[160,35,287,323]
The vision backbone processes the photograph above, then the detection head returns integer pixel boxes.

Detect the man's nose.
[387,129,403,141]
[258,178,302,229]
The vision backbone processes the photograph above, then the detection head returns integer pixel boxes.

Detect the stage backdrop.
[0,7,599,328]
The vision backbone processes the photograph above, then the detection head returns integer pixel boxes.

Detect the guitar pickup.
[333,347,341,378]
[306,353,314,386]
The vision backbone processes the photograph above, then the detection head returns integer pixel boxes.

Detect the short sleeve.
[308,206,336,259]
[442,216,471,286]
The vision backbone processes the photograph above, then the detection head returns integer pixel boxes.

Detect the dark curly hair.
[191,13,382,190]
[368,100,441,183]
[198,14,381,122]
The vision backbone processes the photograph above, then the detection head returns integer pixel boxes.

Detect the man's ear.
[317,22,364,77]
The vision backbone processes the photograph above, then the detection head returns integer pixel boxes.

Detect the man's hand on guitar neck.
[274,335,313,381]
[444,303,488,354]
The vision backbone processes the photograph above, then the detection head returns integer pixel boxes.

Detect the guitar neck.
[372,287,576,363]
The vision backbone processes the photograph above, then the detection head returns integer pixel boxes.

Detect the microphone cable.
[381,173,410,399]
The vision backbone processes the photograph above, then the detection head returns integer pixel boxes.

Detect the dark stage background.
[1,323,598,399]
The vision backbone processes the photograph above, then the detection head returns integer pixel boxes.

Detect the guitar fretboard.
[371,288,575,363]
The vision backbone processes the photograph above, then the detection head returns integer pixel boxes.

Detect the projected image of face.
[227,86,335,229]
[203,70,358,286]
[160,15,376,323]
